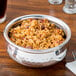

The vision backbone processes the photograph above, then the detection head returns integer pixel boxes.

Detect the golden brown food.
[8,18,66,50]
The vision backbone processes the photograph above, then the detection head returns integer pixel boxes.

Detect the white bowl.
[4,14,71,67]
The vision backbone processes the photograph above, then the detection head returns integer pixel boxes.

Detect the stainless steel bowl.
[4,14,71,67]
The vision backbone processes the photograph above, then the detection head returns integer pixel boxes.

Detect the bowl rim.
[3,14,71,53]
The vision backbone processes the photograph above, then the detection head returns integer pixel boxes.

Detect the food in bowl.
[8,18,66,50]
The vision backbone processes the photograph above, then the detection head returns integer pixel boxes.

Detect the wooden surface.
[0,0,76,76]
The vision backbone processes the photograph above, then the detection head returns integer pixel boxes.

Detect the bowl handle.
[51,49,67,61]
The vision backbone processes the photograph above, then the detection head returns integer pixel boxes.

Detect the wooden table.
[0,0,76,76]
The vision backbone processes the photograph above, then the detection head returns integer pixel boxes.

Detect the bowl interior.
[4,14,71,53]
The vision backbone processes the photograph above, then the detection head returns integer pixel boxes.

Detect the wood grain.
[0,0,76,76]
